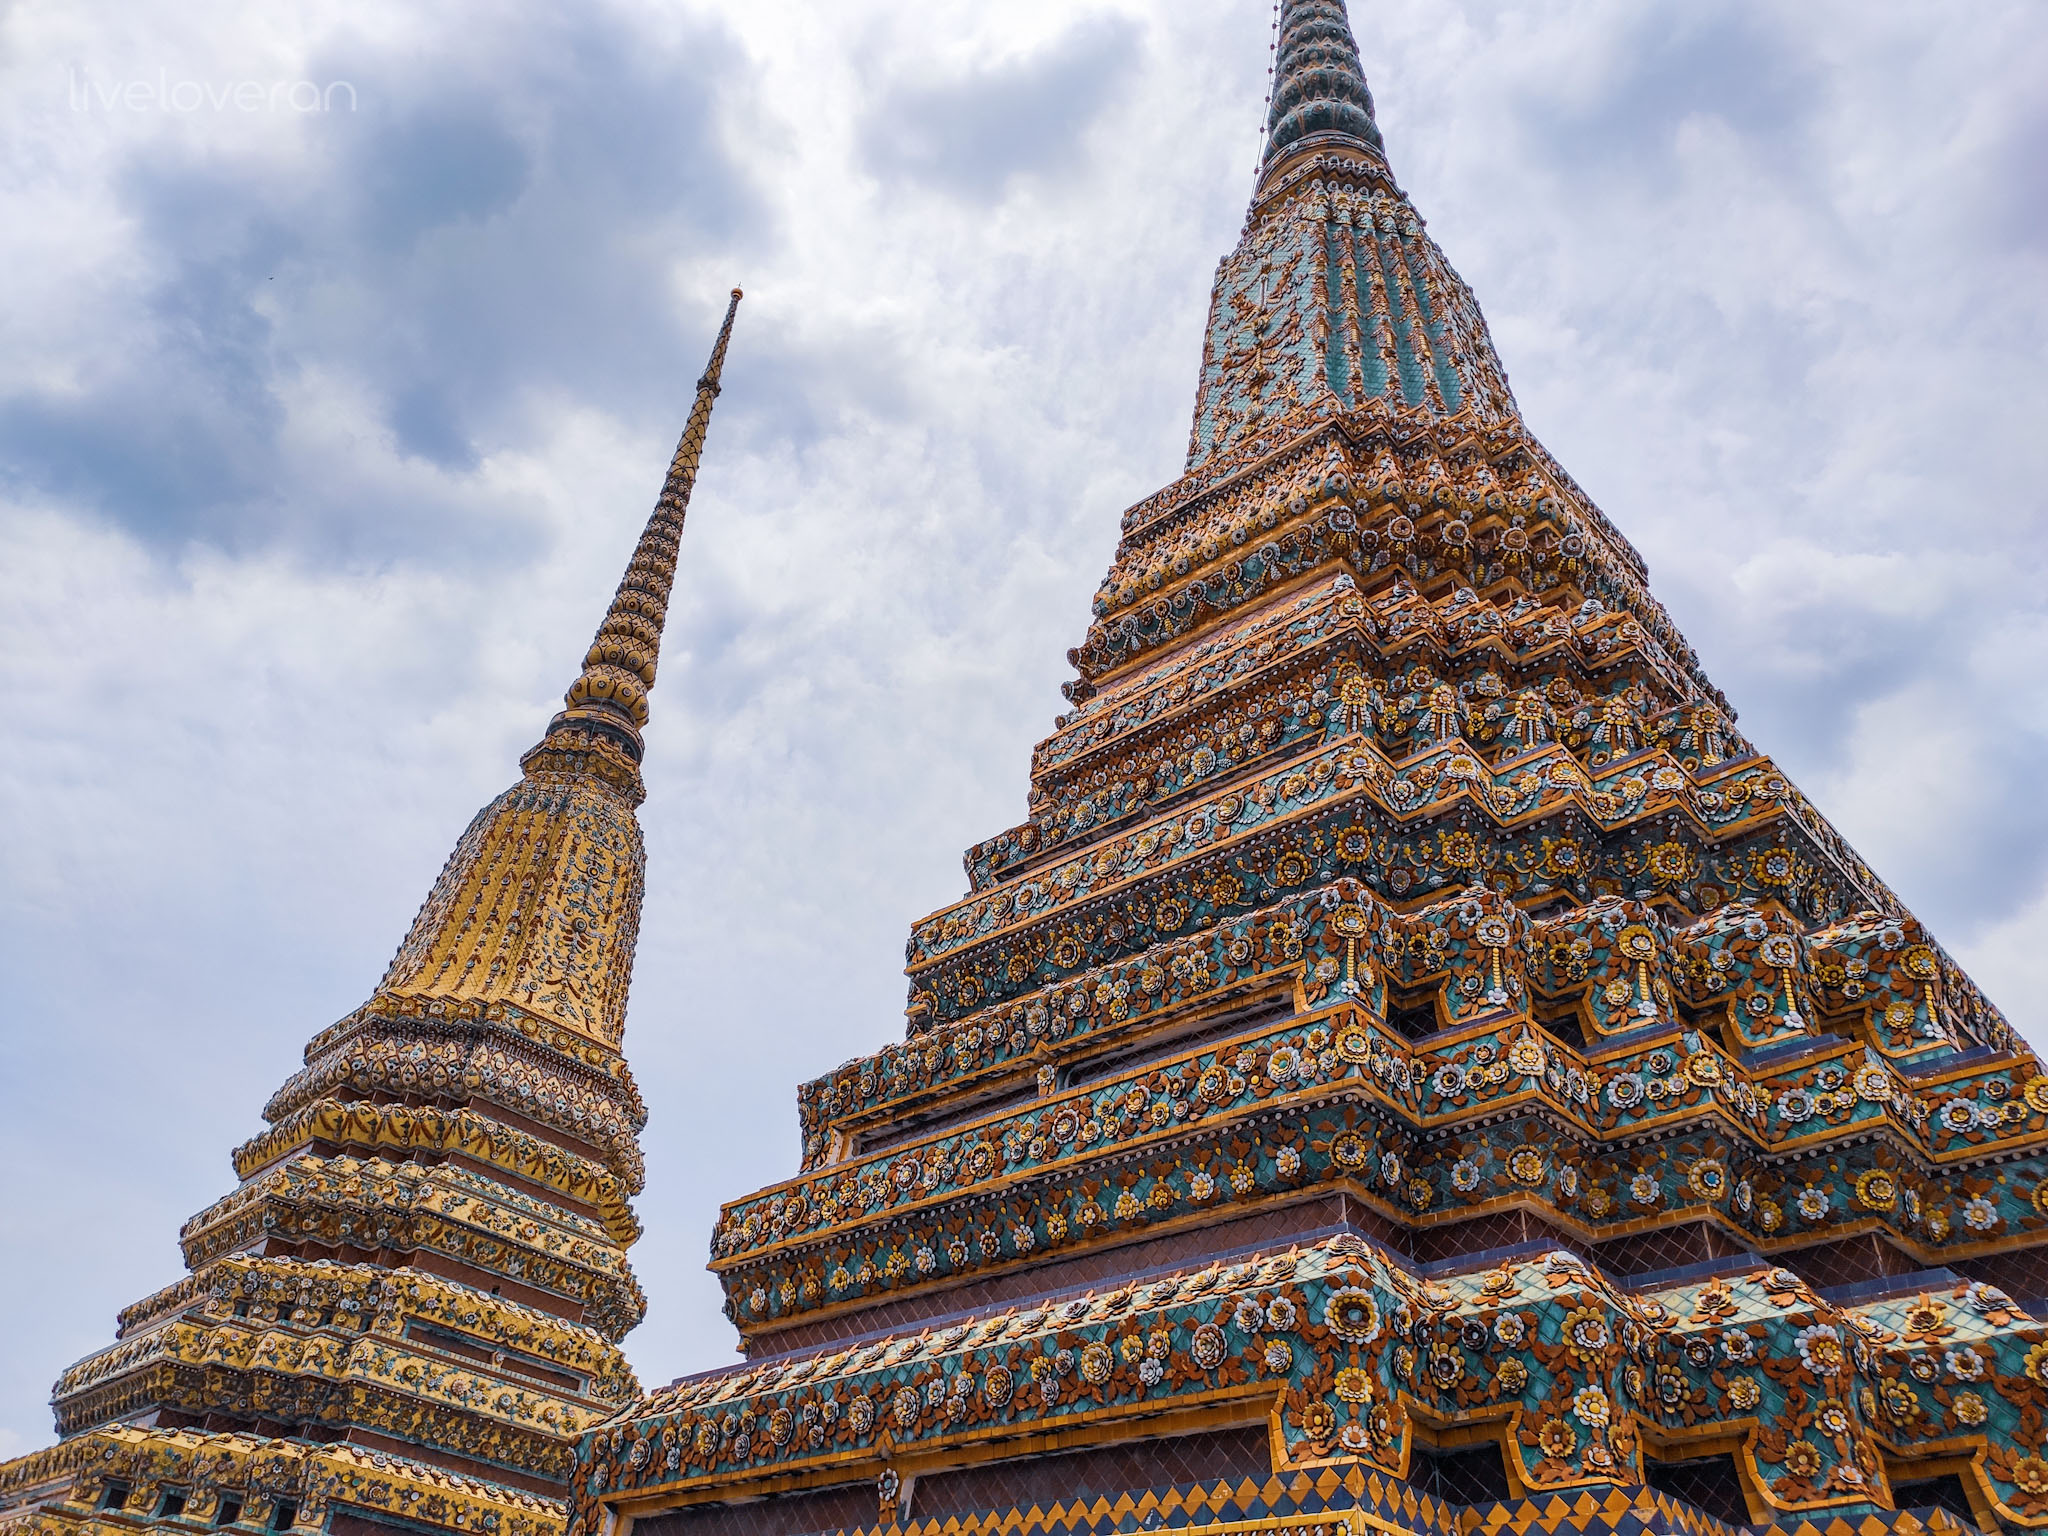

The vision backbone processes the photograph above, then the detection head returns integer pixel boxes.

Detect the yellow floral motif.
[1687,1159,1727,1200]
[1561,1307,1611,1361]
[1615,924,1657,960]
[1781,1441,1823,1478]
[1274,850,1313,885]
[2023,1342,2048,1388]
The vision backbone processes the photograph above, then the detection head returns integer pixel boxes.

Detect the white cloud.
[1957,876,2048,1031]
[2,0,2045,1444]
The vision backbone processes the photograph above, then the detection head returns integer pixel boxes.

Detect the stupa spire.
[547,286,742,760]
[1181,0,1516,475]
[374,289,744,1038]
[1259,0,1389,190]
[0,293,748,1536]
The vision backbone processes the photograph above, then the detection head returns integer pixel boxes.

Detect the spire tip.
[1258,0,1388,194]
[536,293,743,771]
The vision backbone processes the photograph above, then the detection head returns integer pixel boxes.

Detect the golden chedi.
[0,294,744,1536]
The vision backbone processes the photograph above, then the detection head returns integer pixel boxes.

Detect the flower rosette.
[1325,1287,1382,1345]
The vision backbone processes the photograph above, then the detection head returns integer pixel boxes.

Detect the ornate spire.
[373,289,745,1039]
[546,286,742,763]
[1,294,754,1536]
[1178,0,1515,474]
[1259,0,1388,191]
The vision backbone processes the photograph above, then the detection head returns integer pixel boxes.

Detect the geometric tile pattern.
[629,1462,1986,1536]
[578,1238,2045,1530]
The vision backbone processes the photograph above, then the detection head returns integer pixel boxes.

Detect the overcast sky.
[3,0,2046,1454]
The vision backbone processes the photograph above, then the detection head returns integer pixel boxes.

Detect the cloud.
[0,4,760,557]
[1515,5,1822,185]
[2,0,2046,1455]
[859,15,1143,201]
[1984,99,2048,253]
[1957,873,2048,1018]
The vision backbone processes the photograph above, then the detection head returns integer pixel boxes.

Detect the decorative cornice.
[232,1101,640,1243]
[0,1428,567,1536]
[576,1234,2048,1529]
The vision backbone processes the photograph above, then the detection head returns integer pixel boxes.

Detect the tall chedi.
[0,293,743,1536]
[575,11,2048,1536]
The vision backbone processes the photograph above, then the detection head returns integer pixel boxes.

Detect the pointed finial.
[1258,0,1388,192]
[542,288,743,765]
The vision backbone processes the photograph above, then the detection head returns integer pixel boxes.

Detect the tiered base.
[0,1429,565,1536]
[623,1444,1985,1536]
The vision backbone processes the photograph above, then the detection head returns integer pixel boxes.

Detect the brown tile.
[910,1428,1270,1524]
[1594,1221,1750,1279]
[633,1482,878,1536]
[1644,1453,1749,1527]
[1771,1236,1922,1290]
[1406,1444,1511,1507]
[1409,1209,1574,1265]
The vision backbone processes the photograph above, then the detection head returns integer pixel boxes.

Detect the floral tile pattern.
[579,9,2041,1536]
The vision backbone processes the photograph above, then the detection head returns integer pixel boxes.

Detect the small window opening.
[1645,1453,1750,1526]
[216,1498,244,1526]
[161,1491,189,1519]
[1407,1443,1511,1505]
[1386,997,1438,1040]
[1893,1475,1979,1529]
[100,1483,131,1511]
[271,1501,298,1530]
[1536,1006,1586,1052]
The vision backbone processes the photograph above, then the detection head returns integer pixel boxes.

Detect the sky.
[2,0,2046,1456]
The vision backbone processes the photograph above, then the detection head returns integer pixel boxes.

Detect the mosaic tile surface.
[580,8,2042,1536]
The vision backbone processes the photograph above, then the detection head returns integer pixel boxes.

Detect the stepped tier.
[0,293,745,1536]
[0,1428,570,1536]
[49,1256,634,1484]
[726,933,2041,1343]
[24,688,665,1504]
[574,9,2038,1536]
[579,1236,2044,1535]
